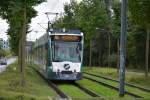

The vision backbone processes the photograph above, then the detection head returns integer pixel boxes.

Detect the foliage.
[0,49,11,57]
[0,0,42,55]
[128,0,150,28]
[128,0,150,76]
[0,42,2,50]
[0,49,6,57]
[127,26,146,68]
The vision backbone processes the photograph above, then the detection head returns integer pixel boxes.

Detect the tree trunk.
[20,1,26,86]
[108,34,111,67]
[145,28,149,77]
[18,39,21,71]
[18,36,20,64]
[89,40,92,67]
[98,52,101,66]
[117,38,120,73]
[104,0,113,68]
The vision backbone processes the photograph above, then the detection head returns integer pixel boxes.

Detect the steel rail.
[84,76,143,98]
[84,72,150,92]
[72,82,101,97]
[47,80,68,98]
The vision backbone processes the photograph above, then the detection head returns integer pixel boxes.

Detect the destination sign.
[52,35,81,41]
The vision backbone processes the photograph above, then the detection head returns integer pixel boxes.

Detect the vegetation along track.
[34,68,68,99]
[83,75,142,98]
[55,81,104,98]
[32,67,142,99]
[84,72,150,92]
[72,82,101,97]
[33,66,104,99]
[34,68,102,99]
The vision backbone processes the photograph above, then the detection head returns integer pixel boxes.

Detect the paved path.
[0,57,16,73]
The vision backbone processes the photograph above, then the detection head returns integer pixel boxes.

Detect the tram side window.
[44,43,48,64]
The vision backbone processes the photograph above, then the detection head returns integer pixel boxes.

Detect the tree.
[104,0,114,67]
[111,0,121,71]
[129,0,150,77]
[74,0,109,67]
[0,0,44,86]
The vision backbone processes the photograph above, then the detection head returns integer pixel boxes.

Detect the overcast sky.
[0,0,81,41]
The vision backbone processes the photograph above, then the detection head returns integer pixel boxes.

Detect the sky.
[0,19,9,41]
[0,0,82,41]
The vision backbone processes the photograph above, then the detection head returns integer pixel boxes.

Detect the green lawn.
[84,67,150,89]
[84,73,150,98]
[0,62,57,100]
[58,83,91,98]
[76,79,132,99]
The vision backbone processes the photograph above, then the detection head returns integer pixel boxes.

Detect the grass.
[58,83,91,98]
[84,74,150,98]
[76,79,132,99]
[84,67,150,88]
[1,63,149,99]
[0,62,57,100]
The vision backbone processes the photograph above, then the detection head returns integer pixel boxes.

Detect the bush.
[0,49,12,57]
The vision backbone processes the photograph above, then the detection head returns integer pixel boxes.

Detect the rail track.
[33,66,143,99]
[84,72,150,92]
[34,68,68,99]
[83,75,143,98]
[72,82,101,97]
[34,68,104,99]
[54,81,104,98]
[47,80,68,98]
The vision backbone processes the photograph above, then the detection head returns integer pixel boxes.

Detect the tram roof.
[50,29,82,35]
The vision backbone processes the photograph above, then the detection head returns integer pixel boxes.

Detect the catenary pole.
[119,0,127,97]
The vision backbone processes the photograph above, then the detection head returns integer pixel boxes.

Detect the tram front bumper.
[48,72,83,80]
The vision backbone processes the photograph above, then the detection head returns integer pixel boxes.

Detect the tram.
[33,29,84,80]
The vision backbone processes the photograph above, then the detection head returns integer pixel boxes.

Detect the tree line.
[53,0,150,76]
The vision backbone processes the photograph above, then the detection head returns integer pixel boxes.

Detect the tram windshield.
[52,42,82,62]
